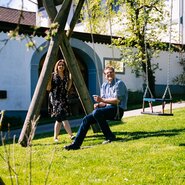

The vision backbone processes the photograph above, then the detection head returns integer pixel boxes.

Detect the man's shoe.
[64,144,80,150]
[102,136,116,144]
[102,139,111,144]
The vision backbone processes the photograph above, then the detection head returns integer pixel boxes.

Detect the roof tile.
[0,6,35,26]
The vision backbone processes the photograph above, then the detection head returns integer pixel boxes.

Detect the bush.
[127,90,143,110]
[0,115,23,131]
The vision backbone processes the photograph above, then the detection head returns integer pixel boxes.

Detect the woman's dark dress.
[48,73,70,121]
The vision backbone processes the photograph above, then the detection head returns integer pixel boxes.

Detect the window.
[104,58,125,74]
[0,90,7,99]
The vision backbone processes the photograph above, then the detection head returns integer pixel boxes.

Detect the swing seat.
[141,111,173,116]
[141,97,173,116]
[143,98,172,102]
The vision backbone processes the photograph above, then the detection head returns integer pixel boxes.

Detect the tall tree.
[83,0,170,97]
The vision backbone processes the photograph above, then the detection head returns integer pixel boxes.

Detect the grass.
[0,108,185,185]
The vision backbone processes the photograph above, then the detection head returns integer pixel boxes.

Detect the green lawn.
[0,108,185,185]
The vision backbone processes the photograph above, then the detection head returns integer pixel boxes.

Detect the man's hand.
[93,102,106,109]
[93,95,103,103]
[94,103,99,109]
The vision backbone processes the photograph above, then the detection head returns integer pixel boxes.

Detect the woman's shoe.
[70,135,76,140]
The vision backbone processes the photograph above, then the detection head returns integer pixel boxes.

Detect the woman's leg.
[62,120,74,139]
[54,121,62,141]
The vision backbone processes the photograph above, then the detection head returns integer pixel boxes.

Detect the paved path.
[3,101,185,140]
[124,101,185,117]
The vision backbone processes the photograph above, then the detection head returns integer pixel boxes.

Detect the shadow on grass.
[2,123,185,148]
[84,128,185,144]
[0,177,5,185]
[31,141,67,147]
[1,120,123,145]
[29,122,120,142]
[179,143,185,147]
[114,128,185,142]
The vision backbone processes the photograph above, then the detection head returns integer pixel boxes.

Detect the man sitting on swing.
[64,66,128,150]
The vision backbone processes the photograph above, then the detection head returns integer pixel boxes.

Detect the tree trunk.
[142,59,156,97]
[148,68,156,97]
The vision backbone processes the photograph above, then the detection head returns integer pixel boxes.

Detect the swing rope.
[162,0,173,100]
[107,0,115,61]
[143,5,154,99]
[85,0,101,89]
[107,1,121,120]
[85,0,116,89]
[179,0,183,62]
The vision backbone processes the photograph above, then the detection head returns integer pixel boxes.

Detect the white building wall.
[0,31,183,113]
[153,51,182,85]
[0,32,45,111]
[86,40,183,92]
[85,42,144,92]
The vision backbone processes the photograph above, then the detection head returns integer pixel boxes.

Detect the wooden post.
[18,36,61,147]
[59,32,100,132]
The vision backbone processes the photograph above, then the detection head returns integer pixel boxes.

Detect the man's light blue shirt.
[101,78,128,110]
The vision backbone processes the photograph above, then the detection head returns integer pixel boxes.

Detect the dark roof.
[0,7,183,51]
[0,7,116,45]
[0,6,35,26]
[0,20,115,44]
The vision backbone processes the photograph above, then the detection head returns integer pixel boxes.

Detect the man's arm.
[93,96,120,107]
[101,97,120,105]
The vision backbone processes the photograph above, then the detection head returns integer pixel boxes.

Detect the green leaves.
[44,22,60,41]
[7,30,19,39]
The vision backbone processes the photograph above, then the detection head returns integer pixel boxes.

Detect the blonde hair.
[47,59,70,91]
[54,59,66,74]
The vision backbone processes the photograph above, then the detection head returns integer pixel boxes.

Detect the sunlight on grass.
[0,108,185,184]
